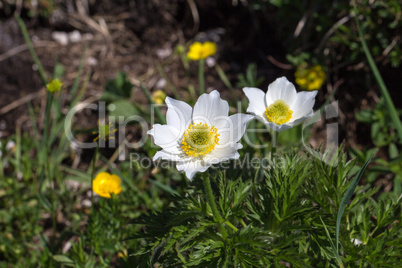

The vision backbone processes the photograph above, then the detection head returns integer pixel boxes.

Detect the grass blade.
[353,8,402,141]
[149,178,180,197]
[70,46,88,104]
[15,15,47,85]
[139,83,166,124]
[335,153,374,252]
[215,63,233,91]
[320,216,343,268]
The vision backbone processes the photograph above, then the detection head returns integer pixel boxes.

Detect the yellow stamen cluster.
[181,122,220,157]
[265,99,293,125]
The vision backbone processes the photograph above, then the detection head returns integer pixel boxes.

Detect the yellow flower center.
[181,122,220,157]
[265,99,293,125]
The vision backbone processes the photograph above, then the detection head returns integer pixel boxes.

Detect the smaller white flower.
[147,90,254,180]
[243,76,317,132]
[351,238,363,246]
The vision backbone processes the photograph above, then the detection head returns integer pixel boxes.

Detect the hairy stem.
[91,145,99,207]
[271,129,277,162]
[203,175,228,238]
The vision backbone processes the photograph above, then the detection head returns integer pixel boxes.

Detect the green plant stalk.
[70,46,87,104]
[198,59,205,94]
[91,145,99,207]
[43,92,58,249]
[139,83,166,124]
[39,93,54,191]
[0,157,3,177]
[203,176,228,238]
[215,63,233,91]
[15,126,21,174]
[180,54,190,73]
[353,11,402,142]
[156,64,180,99]
[271,129,277,161]
[16,15,47,85]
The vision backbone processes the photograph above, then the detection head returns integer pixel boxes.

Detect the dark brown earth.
[0,0,400,156]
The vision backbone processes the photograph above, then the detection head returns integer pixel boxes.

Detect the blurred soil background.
[0,0,401,184]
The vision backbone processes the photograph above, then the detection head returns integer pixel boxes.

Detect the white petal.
[204,144,242,164]
[243,87,266,117]
[176,160,210,180]
[165,97,193,135]
[192,90,229,126]
[265,77,297,107]
[265,121,293,132]
[286,113,313,128]
[218,113,254,146]
[147,124,181,150]
[253,114,269,125]
[290,91,317,120]
[153,150,183,161]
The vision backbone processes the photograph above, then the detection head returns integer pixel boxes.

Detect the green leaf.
[101,72,133,102]
[149,179,180,197]
[389,143,398,159]
[355,109,373,123]
[108,99,138,118]
[53,255,74,266]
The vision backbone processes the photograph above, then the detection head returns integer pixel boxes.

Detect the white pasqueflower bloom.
[147,90,254,180]
[243,76,317,132]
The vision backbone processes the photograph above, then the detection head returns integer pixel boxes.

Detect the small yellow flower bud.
[46,78,63,92]
[151,90,167,105]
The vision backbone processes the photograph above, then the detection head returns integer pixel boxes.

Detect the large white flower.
[243,76,317,132]
[147,90,254,180]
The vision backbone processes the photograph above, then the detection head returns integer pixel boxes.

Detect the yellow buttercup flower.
[46,78,63,92]
[152,90,167,105]
[187,41,217,60]
[92,172,122,198]
[93,119,117,141]
[295,65,326,91]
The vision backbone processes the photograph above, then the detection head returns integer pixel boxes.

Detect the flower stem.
[91,145,99,207]
[271,129,277,162]
[198,59,205,94]
[202,175,228,238]
[43,92,54,179]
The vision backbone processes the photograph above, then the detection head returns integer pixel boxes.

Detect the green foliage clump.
[129,152,401,267]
